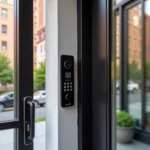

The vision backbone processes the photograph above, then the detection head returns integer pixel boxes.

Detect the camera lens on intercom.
[64,60,72,69]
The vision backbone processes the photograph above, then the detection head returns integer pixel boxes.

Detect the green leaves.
[117,111,136,127]
[34,61,45,90]
[116,60,141,81]
[145,61,150,80]
[0,53,13,84]
[128,60,141,81]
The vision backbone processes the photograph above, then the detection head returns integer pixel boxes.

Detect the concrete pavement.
[0,122,45,150]
[0,121,149,150]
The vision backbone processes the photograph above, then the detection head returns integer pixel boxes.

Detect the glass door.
[0,0,35,150]
[112,0,150,149]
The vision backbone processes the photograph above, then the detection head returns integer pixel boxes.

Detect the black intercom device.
[61,55,74,107]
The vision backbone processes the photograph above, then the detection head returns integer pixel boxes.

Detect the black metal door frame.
[78,0,112,150]
[0,0,33,150]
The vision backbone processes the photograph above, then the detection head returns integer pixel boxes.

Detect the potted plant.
[117,111,136,143]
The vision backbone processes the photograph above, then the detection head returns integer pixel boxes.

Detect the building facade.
[33,0,45,68]
[0,0,14,89]
[0,0,14,67]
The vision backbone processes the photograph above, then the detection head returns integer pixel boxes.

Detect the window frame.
[2,24,7,34]
[1,8,7,18]
[2,41,7,50]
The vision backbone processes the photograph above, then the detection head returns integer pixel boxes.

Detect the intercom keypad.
[61,55,74,107]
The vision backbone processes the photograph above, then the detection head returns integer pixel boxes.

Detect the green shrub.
[117,111,136,127]
[0,89,13,95]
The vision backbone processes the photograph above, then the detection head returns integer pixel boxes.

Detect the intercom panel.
[61,55,74,107]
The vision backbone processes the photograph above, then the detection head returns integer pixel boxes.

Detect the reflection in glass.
[0,0,15,120]
[115,0,123,4]
[112,1,150,150]
[145,0,150,130]
[33,0,46,149]
[127,4,142,128]
[116,15,120,110]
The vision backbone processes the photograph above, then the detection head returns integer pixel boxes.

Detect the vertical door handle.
[27,100,35,140]
[24,96,35,145]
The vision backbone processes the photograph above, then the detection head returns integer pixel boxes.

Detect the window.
[8,93,14,98]
[44,43,46,50]
[2,25,7,34]
[2,41,7,50]
[127,4,142,128]
[1,9,7,18]
[40,45,42,52]
[34,7,37,13]
[42,92,46,96]
[1,0,7,3]
[34,22,37,28]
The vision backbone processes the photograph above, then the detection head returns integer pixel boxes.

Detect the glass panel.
[112,2,150,150]
[127,4,142,128]
[116,15,120,110]
[0,129,14,150]
[145,0,150,131]
[0,0,15,121]
[33,0,46,149]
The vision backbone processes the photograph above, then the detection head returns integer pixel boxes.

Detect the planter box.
[117,126,135,143]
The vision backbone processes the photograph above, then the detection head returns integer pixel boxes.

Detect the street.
[116,91,150,108]
[0,107,46,121]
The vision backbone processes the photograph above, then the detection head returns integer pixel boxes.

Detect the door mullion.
[0,121,19,130]
[15,0,34,149]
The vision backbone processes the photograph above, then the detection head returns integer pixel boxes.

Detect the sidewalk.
[0,121,149,150]
[0,122,45,150]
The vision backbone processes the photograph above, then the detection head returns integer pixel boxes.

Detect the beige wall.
[38,0,45,30]
[0,1,14,68]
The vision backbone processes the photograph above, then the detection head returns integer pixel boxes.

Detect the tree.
[128,60,141,81]
[0,53,13,86]
[145,61,150,80]
[34,61,45,90]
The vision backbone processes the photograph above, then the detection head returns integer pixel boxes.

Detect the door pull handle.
[24,96,35,145]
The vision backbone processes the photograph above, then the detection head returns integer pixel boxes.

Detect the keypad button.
[70,89,72,91]
[67,86,69,88]
[70,82,72,85]
[64,89,66,92]
[64,82,66,85]
[67,89,70,92]
[70,86,72,88]
[67,82,69,85]
[64,86,66,88]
